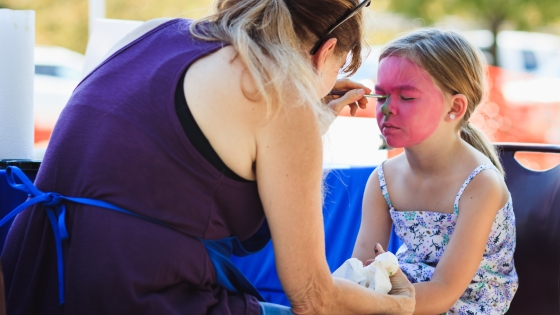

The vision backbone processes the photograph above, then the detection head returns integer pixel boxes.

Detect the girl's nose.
[380,94,395,121]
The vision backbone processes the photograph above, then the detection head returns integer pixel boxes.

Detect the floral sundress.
[378,163,518,315]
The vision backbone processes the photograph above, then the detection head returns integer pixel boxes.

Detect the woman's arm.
[412,170,508,314]
[352,169,394,263]
[254,101,413,314]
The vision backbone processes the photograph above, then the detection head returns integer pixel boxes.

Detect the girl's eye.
[400,96,415,101]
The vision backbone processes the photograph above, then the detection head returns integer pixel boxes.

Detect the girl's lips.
[381,123,399,129]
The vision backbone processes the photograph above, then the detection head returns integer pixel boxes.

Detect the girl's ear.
[311,38,338,73]
[447,94,468,121]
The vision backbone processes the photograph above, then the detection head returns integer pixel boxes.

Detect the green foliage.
[388,0,560,64]
[7,0,559,57]
[390,0,560,30]
[2,0,215,53]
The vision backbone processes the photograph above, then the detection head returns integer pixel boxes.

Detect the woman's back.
[2,19,266,315]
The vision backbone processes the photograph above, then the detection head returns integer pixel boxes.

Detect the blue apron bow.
[2,166,270,305]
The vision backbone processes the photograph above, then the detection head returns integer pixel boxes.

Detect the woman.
[1,0,414,314]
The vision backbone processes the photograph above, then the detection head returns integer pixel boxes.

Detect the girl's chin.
[385,139,405,149]
[384,133,432,149]
[383,134,403,147]
[385,138,418,149]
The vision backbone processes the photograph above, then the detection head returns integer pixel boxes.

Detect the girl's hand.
[366,244,416,313]
[326,79,372,116]
[364,243,387,266]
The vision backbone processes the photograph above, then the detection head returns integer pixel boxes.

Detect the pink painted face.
[375,56,446,148]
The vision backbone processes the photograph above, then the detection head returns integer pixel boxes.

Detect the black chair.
[496,143,560,314]
[0,262,4,315]
[0,160,40,315]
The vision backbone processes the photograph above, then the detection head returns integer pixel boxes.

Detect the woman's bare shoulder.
[185,45,265,113]
[183,45,269,180]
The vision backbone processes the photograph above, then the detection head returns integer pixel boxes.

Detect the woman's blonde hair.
[379,29,504,174]
[190,0,366,128]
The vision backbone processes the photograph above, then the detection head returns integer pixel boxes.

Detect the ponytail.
[460,122,504,175]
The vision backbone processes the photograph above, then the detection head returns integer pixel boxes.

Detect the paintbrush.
[330,89,386,98]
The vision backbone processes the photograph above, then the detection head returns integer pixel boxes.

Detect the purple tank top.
[2,19,264,315]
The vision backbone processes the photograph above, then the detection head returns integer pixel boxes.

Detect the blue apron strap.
[3,166,172,305]
[202,236,267,302]
[4,166,271,305]
[201,218,271,302]
[259,302,295,315]
[238,218,271,254]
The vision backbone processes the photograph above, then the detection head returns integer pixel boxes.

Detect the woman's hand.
[387,269,416,315]
[325,79,372,116]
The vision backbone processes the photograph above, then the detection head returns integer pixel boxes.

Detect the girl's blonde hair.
[379,29,504,174]
[190,0,366,128]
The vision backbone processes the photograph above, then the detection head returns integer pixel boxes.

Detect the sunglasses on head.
[309,0,371,55]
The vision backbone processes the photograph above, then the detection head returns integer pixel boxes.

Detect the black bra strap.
[175,72,250,182]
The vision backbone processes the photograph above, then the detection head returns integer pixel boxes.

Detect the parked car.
[460,30,560,77]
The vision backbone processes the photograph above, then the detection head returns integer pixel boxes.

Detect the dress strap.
[377,162,394,208]
[453,164,501,215]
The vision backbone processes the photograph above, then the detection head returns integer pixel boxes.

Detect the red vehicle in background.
[34,46,84,151]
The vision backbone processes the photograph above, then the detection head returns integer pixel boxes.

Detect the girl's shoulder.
[460,164,509,202]
[380,153,408,176]
[461,145,509,206]
[451,161,510,222]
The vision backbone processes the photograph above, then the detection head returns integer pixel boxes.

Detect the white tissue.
[0,9,35,159]
[332,257,369,287]
[372,251,400,276]
[332,252,400,294]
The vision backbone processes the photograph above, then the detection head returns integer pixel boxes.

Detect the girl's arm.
[352,168,394,263]
[412,170,508,314]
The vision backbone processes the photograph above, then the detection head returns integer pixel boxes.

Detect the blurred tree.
[106,0,213,22]
[388,0,560,66]
[1,0,214,53]
[4,0,90,53]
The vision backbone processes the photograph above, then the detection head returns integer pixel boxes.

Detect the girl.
[352,29,518,315]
